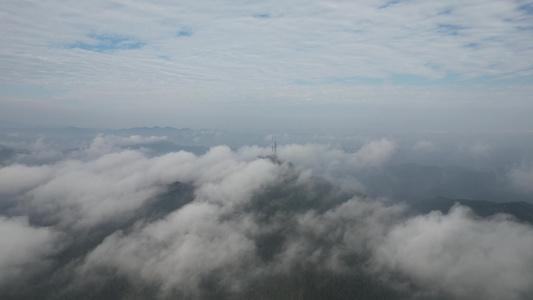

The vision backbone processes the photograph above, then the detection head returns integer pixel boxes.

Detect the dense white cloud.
[0,216,58,285]
[74,140,400,295]
[1,136,533,299]
[79,201,260,295]
[0,135,282,230]
[374,205,533,300]
[278,139,395,175]
[0,164,54,195]
[274,139,395,189]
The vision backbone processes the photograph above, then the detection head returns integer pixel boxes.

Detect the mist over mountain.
[1,128,533,299]
[3,0,533,298]
[413,196,533,225]
[357,162,533,203]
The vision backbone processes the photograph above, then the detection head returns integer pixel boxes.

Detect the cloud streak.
[1,1,532,99]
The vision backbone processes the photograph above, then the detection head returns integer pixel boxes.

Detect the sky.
[1,0,533,130]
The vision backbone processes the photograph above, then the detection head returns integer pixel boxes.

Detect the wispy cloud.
[2,0,532,87]
[0,0,532,128]
[66,34,145,53]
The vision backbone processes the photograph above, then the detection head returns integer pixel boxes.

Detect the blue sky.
[1,0,532,130]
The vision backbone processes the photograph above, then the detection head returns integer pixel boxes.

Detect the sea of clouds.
[1,135,532,299]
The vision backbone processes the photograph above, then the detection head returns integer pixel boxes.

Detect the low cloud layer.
[0,136,532,299]
[508,164,533,194]
[241,138,395,190]
[0,216,58,284]
[374,206,533,300]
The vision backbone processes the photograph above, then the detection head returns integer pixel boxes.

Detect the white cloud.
[79,201,260,295]
[373,205,533,300]
[508,164,533,193]
[0,164,54,195]
[2,137,533,298]
[0,216,58,285]
[0,135,282,230]
[278,139,395,177]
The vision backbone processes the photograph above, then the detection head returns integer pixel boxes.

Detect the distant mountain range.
[0,123,252,149]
